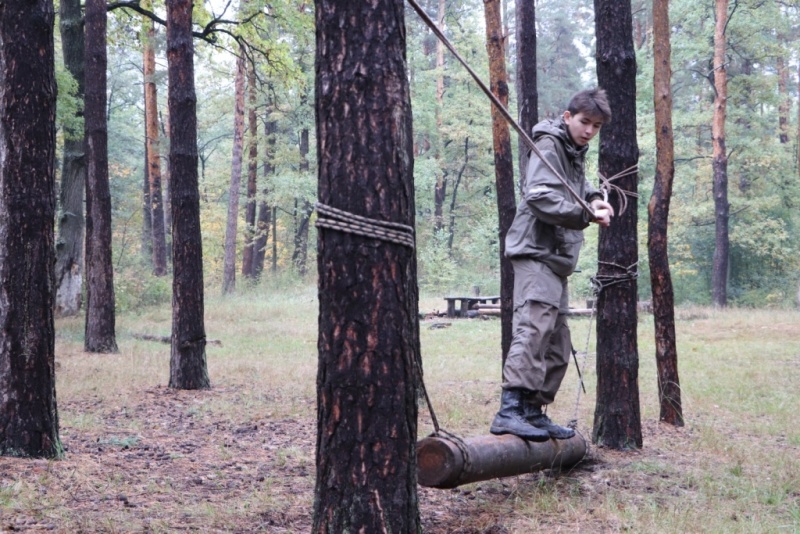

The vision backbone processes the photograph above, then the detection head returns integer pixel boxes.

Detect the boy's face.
[563,111,604,146]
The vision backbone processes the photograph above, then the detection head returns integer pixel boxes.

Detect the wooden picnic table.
[444,295,500,318]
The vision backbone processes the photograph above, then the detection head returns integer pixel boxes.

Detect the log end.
[416,436,464,488]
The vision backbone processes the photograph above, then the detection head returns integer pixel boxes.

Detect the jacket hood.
[531,117,588,161]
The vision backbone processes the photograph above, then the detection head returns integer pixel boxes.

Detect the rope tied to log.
[314,202,415,249]
[412,339,476,485]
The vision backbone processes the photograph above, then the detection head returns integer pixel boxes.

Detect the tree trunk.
[0,0,61,458]
[84,0,118,354]
[711,0,729,308]
[143,0,168,276]
[515,0,537,188]
[484,0,516,365]
[222,50,247,295]
[446,137,468,253]
[777,55,789,144]
[314,0,420,531]
[291,128,312,276]
[55,0,86,318]
[253,114,277,278]
[271,206,278,272]
[142,140,153,263]
[242,61,258,279]
[648,0,682,427]
[592,0,642,449]
[167,0,210,389]
[162,110,172,242]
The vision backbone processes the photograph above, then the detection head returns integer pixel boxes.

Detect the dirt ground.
[0,381,699,533]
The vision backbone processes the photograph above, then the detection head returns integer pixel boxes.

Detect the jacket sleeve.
[523,138,593,230]
[584,179,603,203]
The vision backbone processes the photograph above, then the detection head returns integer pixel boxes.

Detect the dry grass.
[1,286,799,533]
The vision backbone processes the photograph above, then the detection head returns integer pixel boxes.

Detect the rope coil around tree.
[314,202,415,249]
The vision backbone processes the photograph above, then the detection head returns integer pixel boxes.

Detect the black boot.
[524,402,575,439]
[490,389,550,442]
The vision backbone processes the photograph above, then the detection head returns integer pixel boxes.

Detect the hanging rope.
[569,260,640,428]
[314,202,415,249]
[405,0,596,219]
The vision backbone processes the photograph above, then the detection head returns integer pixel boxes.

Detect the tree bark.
[167,0,210,389]
[314,0,420,531]
[592,0,642,449]
[253,114,276,278]
[515,0,537,188]
[711,0,729,308]
[648,0,682,426]
[143,0,168,276]
[222,50,247,295]
[55,0,86,318]
[84,0,118,353]
[484,0,516,366]
[242,60,258,279]
[0,0,61,458]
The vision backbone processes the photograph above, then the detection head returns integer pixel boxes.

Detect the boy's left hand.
[590,199,615,228]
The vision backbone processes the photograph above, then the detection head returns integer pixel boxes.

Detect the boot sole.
[490,426,551,442]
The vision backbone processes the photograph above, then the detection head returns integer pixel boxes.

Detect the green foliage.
[114,268,172,313]
[634,0,800,307]
[55,62,82,139]
[68,0,800,306]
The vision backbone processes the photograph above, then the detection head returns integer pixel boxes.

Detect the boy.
[490,88,614,441]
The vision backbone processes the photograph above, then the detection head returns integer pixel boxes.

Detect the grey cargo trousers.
[502,259,572,406]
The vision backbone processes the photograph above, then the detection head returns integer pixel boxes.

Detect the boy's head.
[562,88,612,146]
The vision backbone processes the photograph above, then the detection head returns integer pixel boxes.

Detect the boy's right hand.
[590,199,614,228]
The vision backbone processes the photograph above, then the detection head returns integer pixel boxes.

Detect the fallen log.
[416,432,587,488]
[132,333,223,346]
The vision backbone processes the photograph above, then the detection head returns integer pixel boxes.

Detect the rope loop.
[598,164,639,216]
[433,429,474,486]
[590,260,639,295]
[315,202,415,249]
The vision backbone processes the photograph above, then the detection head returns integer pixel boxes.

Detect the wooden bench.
[444,295,500,318]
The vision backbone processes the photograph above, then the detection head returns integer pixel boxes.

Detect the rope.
[412,344,475,485]
[591,260,640,294]
[570,296,597,428]
[405,0,596,220]
[598,164,639,216]
[570,261,640,427]
[314,202,415,249]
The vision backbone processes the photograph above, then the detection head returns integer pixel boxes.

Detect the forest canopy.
[58,0,800,309]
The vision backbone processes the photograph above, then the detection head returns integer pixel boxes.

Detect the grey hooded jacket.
[505,117,601,278]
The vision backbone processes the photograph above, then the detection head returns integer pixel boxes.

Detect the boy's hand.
[590,199,614,228]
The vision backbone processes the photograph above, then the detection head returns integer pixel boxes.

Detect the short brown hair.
[567,88,612,123]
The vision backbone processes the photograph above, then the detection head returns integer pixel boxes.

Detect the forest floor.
[1,382,700,533]
[1,293,799,532]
